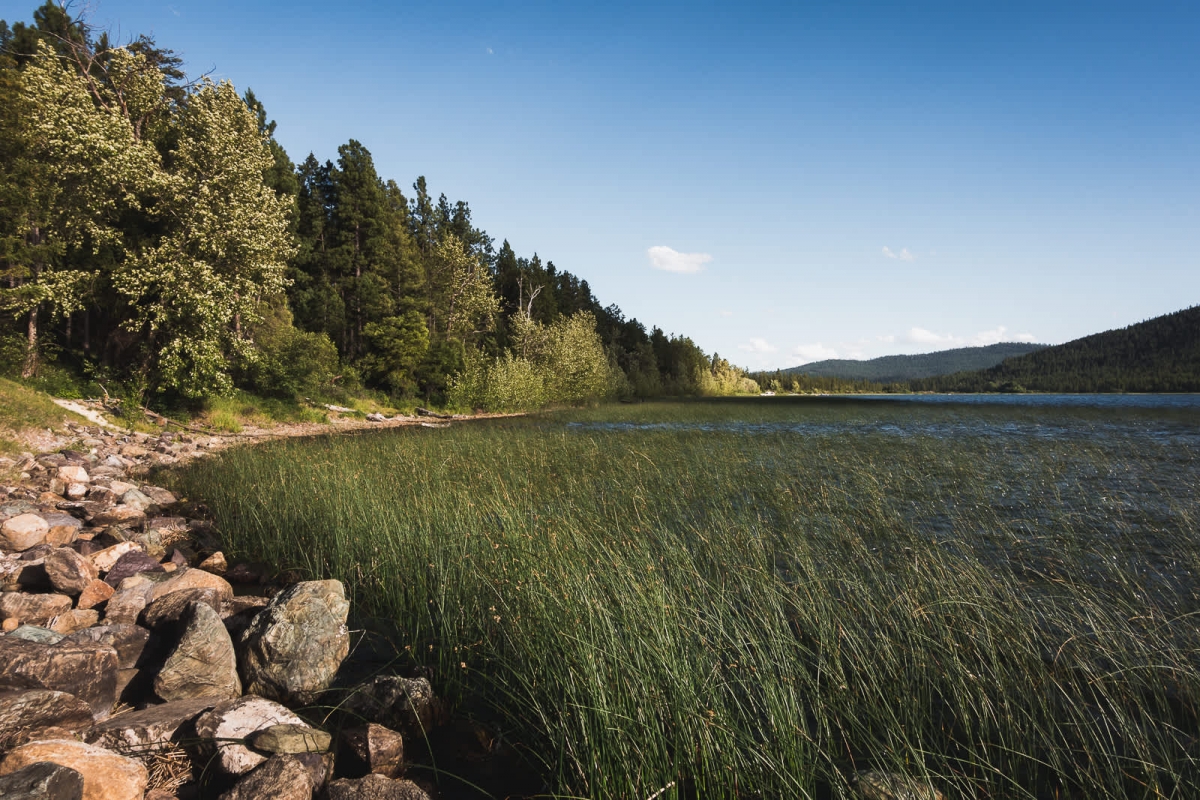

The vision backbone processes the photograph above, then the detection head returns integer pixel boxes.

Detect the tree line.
[0,3,758,411]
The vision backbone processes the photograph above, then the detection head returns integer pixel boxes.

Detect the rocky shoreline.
[0,420,476,800]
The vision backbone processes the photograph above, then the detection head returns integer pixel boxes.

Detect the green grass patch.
[173,398,1200,798]
[0,377,92,456]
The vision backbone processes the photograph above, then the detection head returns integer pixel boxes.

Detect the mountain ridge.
[785,342,1047,383]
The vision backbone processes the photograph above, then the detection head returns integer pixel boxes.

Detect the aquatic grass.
[173,398,1200,798]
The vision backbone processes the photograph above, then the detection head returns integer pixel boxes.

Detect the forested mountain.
[912,306,1200,392]
[787,343,1046,383]
[0,3,757,410]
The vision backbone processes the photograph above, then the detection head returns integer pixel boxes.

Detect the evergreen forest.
[0,4,758,412]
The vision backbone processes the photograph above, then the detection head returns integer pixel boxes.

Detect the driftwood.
[140,407,243,437]
[416,407,453,419]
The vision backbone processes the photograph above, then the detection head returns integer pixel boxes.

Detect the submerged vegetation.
[175,398,1200,798]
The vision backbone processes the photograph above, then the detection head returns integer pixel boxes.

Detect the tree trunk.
[21,305,39,378]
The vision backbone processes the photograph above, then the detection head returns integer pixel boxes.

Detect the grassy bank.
[173,398,1200,798]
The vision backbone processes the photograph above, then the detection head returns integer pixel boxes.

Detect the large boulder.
[84,695,220,752]
[0,739,147,800]
[148,566,233,604]
[154,602,241,702]
[0,761,84,800]
[238,580,349,705]
[0,592,73,627]
[0,514,49,551]
[194,695,306,776]
[218,754,314,800]
[0,689,94,740]
[44,548,99,595]
[0,637,119,718]
[140,586,223,629]
[102,550,164,587]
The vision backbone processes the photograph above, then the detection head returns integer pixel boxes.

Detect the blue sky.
[5,1,1197,368]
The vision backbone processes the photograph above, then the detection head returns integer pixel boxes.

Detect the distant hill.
[786,343,1047,383]
[912,305,1200,393]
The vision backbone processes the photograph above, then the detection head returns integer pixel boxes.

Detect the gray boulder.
[326,774,431,800]
[0,632,119,718]
[154,602,241,702]
[194,695,306,776]
[218,754,314,800]
[341,676,441,736]
[238,580,349,705]
[84,695,220,752]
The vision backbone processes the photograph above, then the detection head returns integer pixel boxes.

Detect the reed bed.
[174,398,1200,798]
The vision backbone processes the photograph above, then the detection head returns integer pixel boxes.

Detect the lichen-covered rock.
[218,754,314,800]
[854,771,946,800]
[238,580,349,705]
[247,723,331,755]
[44,548,99,595]
[1,514,49,551]
[0,637,119,718]
[0,761,84,800]
[0,739,147,800]
[0,689,94,740]
[326,774,431,800]
[154,602,241,702]
[195,695,306,776]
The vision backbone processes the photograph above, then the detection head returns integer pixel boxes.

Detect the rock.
[0,761,84,800]
[118,489,152,512]
[2,617,18,632]
[337,676,441,736]
[0,689,94,740]
[89,506,144,527]
[198,551,227,574]
[84,695,220,751]
[64,484,88,501]
[1,514,49,551]
[154,601,241,702]
[74,580,114,610]
[102,550,164,587]
[247,723,332,755]
[854,771,946,800]
[238,580,350,705]
[339,723,404,779]
[0,637,119,717]
[118,445,149,458]
[48,609,99,635]
[6,624,63,644]
[0,592,73,626]
[225,562,265,584]
[87,541,138,573]
[0,739,148,800]
[140,586,223,629]
[44,548,99,595]
[55,466,88,484]
[140,486,177,506]
[102,578,155,625]
[326,775,431,800]
[149,566,234,604]
[218,754,314,800]
[194,695,307,776]
[62,624,149,669]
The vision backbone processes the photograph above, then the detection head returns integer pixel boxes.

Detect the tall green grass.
[174,398,1200,798]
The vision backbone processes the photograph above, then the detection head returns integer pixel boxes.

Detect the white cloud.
[739,337,777,354]
[877,334,896,343]
[882,246,897,259]
[882,246,915,261]
[486,47,494,54]
[791,342,838,363]
[903,325,1039,349]
[906,327,957,345]
[719,310,733,317]
[647,245,712,273]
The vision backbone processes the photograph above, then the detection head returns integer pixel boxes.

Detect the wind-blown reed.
[174,398,1200,798]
